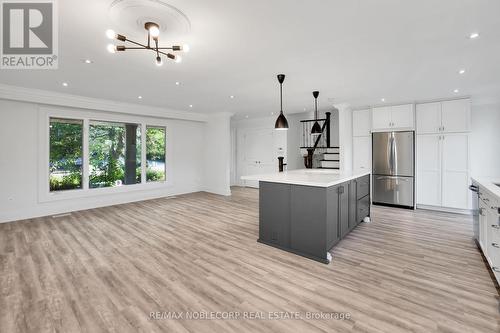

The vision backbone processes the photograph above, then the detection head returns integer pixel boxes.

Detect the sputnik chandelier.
[106,22,189,66]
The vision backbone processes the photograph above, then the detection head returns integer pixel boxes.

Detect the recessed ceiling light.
[381,98,385,102]
[175,81,180,85]
[84,59,93,64]
[189,104,193,108]
[453,89,459,93]
[469,32,480,39]
[271,112,274,115]
[138,95,143,99]
[230,95,234,99]
[245,115,249,118]
[62,82,68,87]
[458,69,466,74]
[303,108,306,111]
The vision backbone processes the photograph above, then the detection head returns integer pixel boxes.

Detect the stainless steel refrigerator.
[372,131,415,208]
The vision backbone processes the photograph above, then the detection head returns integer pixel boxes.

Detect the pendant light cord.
[280,83,283,112]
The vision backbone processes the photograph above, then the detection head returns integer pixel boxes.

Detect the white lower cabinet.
[417,135,441,206]
[353,136,371,171]
[416,133,469,210]
[477,188,500,284]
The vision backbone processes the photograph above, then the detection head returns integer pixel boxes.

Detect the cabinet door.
[479,200,488,255]
[391,104,414,129]
[353,136,371,171]
[416,102,441,134]
[372,107,392,130]
[348,180,358,231]
[353,109,371,136]
[416,135,441,206]
[441,99,470,133]
[339,184,349,239]
[441,134,469,209]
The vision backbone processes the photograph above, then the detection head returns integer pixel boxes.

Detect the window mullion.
[141,123,147,184]
[82,118,90,190]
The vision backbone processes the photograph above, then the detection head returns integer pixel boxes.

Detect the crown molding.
[0,83,209,122]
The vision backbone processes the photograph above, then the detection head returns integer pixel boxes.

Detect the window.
[146,126,166,182]
[47,116,166,193]
[89,121,141,188]
[49,118,83,191]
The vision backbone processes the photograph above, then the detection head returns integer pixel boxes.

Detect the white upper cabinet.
[441,99,471,133]
[372,104,414,131]
[372,107,391,130]
[416,99,470,134]
[416,102,441,134]
[391,104,414,128]
[352,109,371,137]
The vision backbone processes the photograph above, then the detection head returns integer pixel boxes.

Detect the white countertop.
[241,169,371,187]
[472,177,500,200]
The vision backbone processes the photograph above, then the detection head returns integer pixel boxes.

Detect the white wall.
[0,99,208,223]
[337,104,353,172]
[203,113,232,195]
[231,116,287,185]
[470,103,500,178]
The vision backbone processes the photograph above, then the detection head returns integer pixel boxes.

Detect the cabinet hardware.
[493,243,500,248]
[493,267,500,272]
[492,225,500,229]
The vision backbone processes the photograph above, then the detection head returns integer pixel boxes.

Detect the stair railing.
[302,112,331,168]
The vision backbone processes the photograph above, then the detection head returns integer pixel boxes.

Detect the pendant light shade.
[274,74,289,130]
[311,90,321,135]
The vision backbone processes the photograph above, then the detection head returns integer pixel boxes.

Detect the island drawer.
[356,175,370,199]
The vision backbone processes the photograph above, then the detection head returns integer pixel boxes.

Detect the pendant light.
[274,74,289,130]
[311,90,322,135]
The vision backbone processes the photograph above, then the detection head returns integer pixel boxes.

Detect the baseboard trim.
[416,204,472,215]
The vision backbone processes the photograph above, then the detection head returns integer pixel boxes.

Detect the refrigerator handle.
[388,136,394,175]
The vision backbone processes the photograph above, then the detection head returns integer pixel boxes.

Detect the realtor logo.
[1,0,58,69]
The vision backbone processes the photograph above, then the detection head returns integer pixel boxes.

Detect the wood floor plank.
[0,187,498,332]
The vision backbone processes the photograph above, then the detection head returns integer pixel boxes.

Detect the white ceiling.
[2,0,500,119]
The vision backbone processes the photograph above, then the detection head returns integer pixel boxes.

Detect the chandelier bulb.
[149,26,160,38]
[106,29,116,40]
[182,44,190,53]
[175,55,182,63]
[107,44,117,54]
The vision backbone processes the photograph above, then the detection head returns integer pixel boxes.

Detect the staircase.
[320,147,340,169]
[300,112,340,170]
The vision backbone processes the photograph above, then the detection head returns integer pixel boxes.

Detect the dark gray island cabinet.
[244,170,370,264]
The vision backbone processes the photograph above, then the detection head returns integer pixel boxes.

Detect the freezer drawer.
[373,175,414,207]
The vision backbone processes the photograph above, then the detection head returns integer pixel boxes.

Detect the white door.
[241,128,276,188]
[441,133,469,209]
[353,136,371,171]
[416,102,441,134]
[391,104,414,129]
[372,107,392,130]
[441,99,470,133]
[416,135,441,206]
[353,109,371,136]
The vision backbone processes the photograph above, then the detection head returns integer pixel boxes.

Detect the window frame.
[38,107,172,203]
[146,125,167,183]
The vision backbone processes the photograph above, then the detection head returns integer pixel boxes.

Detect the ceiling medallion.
[106,22,189,66]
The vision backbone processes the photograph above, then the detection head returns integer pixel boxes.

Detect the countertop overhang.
[472,177,500,199]
[241,169,371,188]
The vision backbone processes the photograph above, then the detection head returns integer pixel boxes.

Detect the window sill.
[39,180,172,203]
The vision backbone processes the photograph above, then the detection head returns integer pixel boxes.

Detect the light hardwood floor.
[0,187,498,333]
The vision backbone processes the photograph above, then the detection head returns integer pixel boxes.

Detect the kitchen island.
[242,169,371,263]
